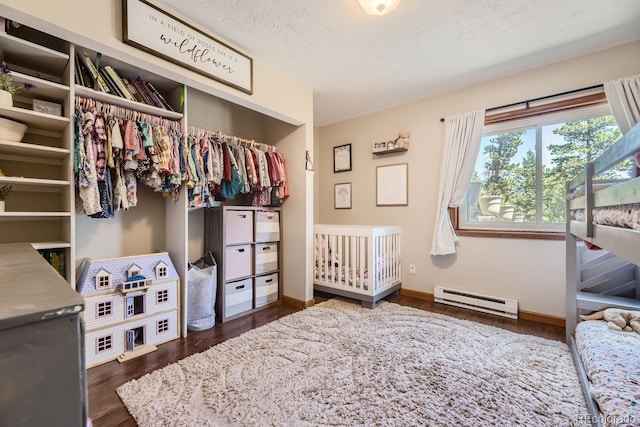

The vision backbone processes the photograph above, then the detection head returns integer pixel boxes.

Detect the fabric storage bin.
[225,210,254,245]
[255,210,280,242]
[255,243,278,274]
[225,278,253,317]
[255,273,278,307]
[224,244,253,281]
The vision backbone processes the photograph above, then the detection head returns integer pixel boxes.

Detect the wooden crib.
[313,224,401,307]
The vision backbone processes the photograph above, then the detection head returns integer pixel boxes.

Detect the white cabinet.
[205,206,281,322]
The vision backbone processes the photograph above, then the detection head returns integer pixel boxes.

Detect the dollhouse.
[76,252,180,368]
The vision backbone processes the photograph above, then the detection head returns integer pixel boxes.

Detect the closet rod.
[75,96,181,129]
[188,125,277,152]
[438,84,604,122]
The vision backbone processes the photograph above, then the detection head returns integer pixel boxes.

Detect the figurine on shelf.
[394,130,410,149]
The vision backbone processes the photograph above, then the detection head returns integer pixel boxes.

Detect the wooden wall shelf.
[373,147,408,155]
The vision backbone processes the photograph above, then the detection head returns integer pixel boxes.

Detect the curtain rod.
[439,84,604,122]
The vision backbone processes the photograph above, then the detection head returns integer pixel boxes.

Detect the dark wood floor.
[87,293,565,426]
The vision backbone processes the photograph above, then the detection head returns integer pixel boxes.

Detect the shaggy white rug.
[117,299,587,426]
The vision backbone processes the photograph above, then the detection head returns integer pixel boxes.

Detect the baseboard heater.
[434,286,518,319]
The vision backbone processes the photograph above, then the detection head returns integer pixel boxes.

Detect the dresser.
[204,206,281,322]
[0,243,86,426]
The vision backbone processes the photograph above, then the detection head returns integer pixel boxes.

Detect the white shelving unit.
[0,23,73,282]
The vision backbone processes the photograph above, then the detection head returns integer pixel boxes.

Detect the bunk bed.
[566,121,640,427]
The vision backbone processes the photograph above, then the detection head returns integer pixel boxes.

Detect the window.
[157,319,169,334]
[459,103,626,235]
[127,264,141,278]
[157,289,169,304]
[95,270,111,289]
[96,301,112,317]
[96,335,112,353]
[156,262,168,278]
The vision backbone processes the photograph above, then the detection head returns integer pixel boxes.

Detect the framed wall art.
[376,163,408,206]
[334,183,352,209]
[122,0,253,94]
[333,143,352,173]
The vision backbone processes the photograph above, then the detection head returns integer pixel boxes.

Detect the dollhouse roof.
[76,252,179,295]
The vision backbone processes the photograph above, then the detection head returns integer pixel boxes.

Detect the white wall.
[318,41,640,317]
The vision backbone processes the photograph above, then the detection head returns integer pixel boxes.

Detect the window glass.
[460,104,624,231]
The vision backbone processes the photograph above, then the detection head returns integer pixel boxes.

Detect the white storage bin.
[225,278,253,317]
[225,244,253,281]
[225,210,254,245]
[255,210,280,242]
[255,243,278,274]
[255,273,278,307]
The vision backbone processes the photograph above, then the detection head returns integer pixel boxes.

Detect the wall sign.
[122,0,253,94]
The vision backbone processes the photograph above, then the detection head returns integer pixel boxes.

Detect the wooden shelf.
[0,32,69,76]
[373,147,408,155]
[0,106,69,131]
[0,139,69,160]
[31,241,71,250]
[11,71,70,100]
[0,212,71,220]
[0,175,70,190]
[74,85,183,120]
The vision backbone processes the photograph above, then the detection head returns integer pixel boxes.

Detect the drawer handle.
[265,279,273,283]
[236,284,245,290]
[267,215,274,220]
[237,248,245,253]
[238,214,246,219]
[263,246,271,251]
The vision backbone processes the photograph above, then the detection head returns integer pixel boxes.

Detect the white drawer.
[255,210,280,242]
[255,273,278,307]
[225,244,253,281]
[225,278,253,317]
[255,243,278,274]
[225,210,254,245]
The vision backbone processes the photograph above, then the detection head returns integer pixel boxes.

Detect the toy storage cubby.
[204,205,281,322]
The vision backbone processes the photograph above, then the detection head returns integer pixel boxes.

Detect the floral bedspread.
[575,320,640,426]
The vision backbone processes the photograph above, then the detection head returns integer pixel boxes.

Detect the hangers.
[74,96,180,129]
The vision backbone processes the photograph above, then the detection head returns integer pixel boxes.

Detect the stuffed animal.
[394,130,410,149]
[580,307,640,333]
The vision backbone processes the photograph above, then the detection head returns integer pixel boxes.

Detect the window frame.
[452,93,613,240]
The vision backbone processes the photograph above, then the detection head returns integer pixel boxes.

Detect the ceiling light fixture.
[358,0,400,16]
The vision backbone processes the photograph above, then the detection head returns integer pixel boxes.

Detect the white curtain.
[604,74,640,134]
[430,110,485,256]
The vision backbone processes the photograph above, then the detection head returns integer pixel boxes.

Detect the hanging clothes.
[74,97,187,217]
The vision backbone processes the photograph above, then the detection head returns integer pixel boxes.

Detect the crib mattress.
[575,320,640,426]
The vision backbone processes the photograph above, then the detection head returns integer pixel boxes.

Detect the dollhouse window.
[156,262,168,279]
[157,319,169,334]
[95,269,112,289]
[157,289,169,304]
[96,301,112,317]
[127,264,142,278]
[97,335,112,353]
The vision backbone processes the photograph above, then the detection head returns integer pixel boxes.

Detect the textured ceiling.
[155,0,640,126]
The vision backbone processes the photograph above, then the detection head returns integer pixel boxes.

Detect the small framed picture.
[333,143,352,173]
[334,182,352,209]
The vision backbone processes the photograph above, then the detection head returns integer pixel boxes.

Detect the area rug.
[117,299,587,426]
